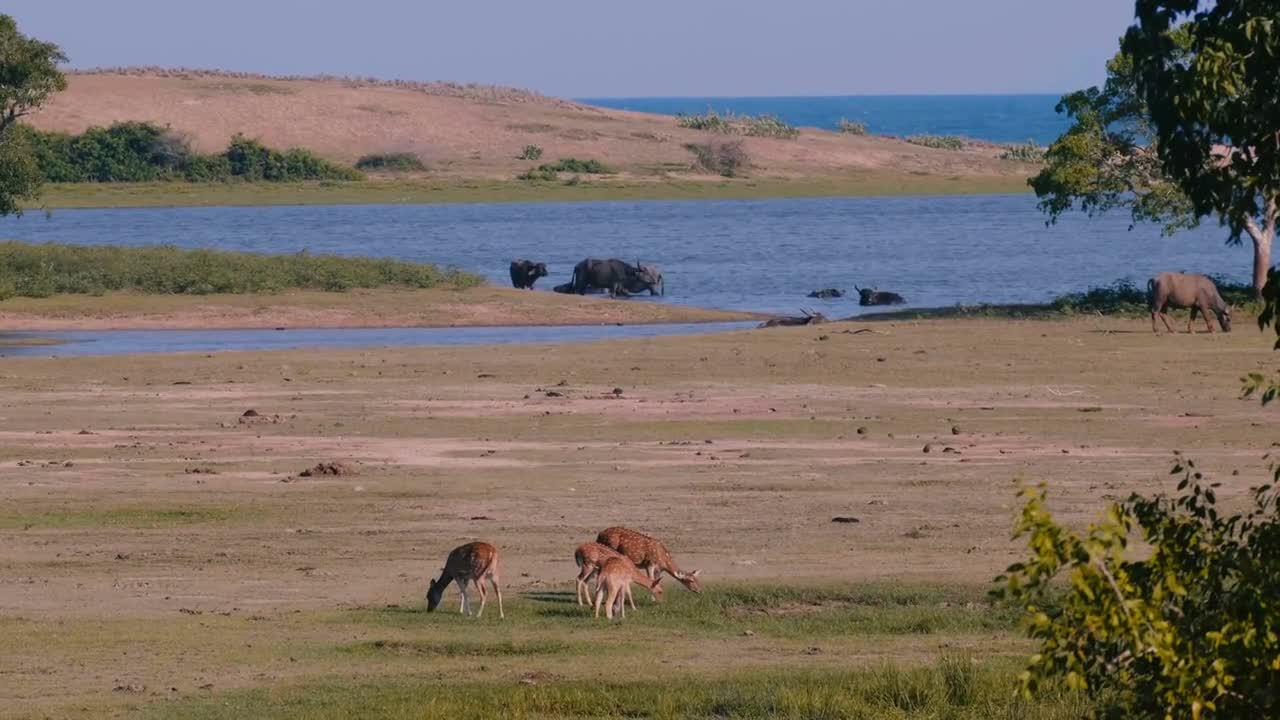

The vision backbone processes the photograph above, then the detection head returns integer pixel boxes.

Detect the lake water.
[0,195,1248,318]
[0,322,757,358]
[579,95,1069,145]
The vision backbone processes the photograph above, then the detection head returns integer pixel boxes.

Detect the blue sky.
[8,1,1134,97]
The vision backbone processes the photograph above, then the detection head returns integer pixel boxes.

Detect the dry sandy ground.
[27,69,1034,181]
[1,316,1275,715]
[0,287,758,331]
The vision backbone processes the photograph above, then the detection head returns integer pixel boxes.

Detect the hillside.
[27,69,1037,184]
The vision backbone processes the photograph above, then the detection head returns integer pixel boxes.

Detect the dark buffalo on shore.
[856,286,905,306]
[759,309,829,328]
[1148,272,1232,333]
[509,260,549,289]
[571,258,664,297]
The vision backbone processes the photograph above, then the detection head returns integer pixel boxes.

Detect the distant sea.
[577,94,1068,146]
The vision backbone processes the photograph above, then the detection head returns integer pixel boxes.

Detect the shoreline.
[0,287,765,332]
[31,174,1032,210]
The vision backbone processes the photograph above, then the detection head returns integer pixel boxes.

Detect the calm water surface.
[0,195,1247,318]
[579,95,1069,145]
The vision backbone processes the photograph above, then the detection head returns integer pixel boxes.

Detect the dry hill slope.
[29,69,1036,183]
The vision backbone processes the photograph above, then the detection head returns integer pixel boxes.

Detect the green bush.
[516,167,559,182]
[16,122,362,183]
[838,118,869,135]
[677,110,799,139]
[996,456,1280,719]
[519,144,543,160]
[537,158,611,174]
[520,158,611,180]
[906,134,968,151]
[0,242,481,297]
[1001,140,1045,163]
[1050,277,1255,316]
[677,110,737,134]
[742,114,799,139]
[354,152,426,172]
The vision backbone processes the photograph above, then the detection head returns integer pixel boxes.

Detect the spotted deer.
[425,541,504,619]
[593,556,663,620]
[596,526,703,593]
[574,542,663,607]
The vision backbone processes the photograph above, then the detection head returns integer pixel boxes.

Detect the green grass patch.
[0,506,250,530]
[32,174,1034,209]
[340,584,1015,641]
[0,241,482,297]
[862,277,1256,321]
[138,661,1091,719]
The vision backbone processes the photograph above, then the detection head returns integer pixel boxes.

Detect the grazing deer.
[594,556,663,620]
[574,542,663,607]
[596,526,703,593]
[425,541,504,619]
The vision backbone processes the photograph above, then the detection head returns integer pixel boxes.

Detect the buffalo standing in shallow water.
[509,260,548,289]
[808,288,844,299]
[1149,272,1232,333]
[856,286,905,306]
[571,258,664,297]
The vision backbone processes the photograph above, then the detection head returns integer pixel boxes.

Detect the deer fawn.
[593,556,662,620]
[574,542,663,607]
[426,541,504,619]
[597,526,703,593]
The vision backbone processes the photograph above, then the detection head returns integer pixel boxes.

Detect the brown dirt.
[27,69,1035,181]
[2,316,1273,715]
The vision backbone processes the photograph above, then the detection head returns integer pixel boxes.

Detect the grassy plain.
[1,315,1271,718]
[32,173,1031,210]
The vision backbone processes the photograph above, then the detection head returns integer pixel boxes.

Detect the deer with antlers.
[596,526,703,594]
[574,541,664,607]
[425,541,504,619]
[593,556,663,620]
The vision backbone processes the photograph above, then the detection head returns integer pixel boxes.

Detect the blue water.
[0,195,1248,320]
[0,322,757,358]
[578,95,1067,145]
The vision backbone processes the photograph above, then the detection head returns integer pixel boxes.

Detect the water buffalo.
[509,259,548,289]
[552,282,576,294]
[1149,272,1232,333]
[856,286,905,306]
[572,258,663,297]
[808,288,844,299]
[759,309,829,328]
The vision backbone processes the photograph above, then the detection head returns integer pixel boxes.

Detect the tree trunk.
[1246,195,1278,299]
[1253,232,1272,299]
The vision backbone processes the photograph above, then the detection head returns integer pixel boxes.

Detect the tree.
[997,459,1280,719]
[1034,8,1279,297]
[0,14,66,216]
[1123,1,1280,296]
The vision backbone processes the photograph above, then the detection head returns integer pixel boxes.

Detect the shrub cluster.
[677,110,799,139]
[519,144,543,160]
[0,242,480,299]
[15,122,362,183]
[354,152,425,172]
[905,134,968,151]
[517,157,611,181]
[838,118,869,135]
[1049,277,1254,315]
[999,140,1045,163]
[685,140,750,178]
